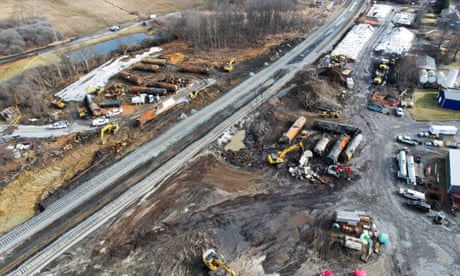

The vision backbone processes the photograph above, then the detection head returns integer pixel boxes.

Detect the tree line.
[174,0,316,49]
[0,17,63,56]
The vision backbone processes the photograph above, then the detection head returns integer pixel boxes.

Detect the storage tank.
[397,150,407,179]
[130,86,168,96]
[444,69,459,88]
[419,69,428,84]
[119,70,143,85]
[100,100,121,108]
[84,95,101,116]
[437,71,445,87]
[342,133,363,162]
[326,134,350,164]
[141,58,167,66]
[178,64,209,75]
[427,70,436,83]
[132,63,160,72]
[313,120,361,136]
[279,116,307,144]
[314,136,330,156]
[146,81,178,92]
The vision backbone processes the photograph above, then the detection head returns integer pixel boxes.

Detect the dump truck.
[279,116,307,144]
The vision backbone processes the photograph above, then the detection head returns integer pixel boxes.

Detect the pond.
[67,33,157,62]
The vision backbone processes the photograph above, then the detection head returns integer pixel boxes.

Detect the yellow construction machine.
[224,58,235,72]
[86,86,105,96]
[267,142,304,165]
[202,249,236,276]
[330,54,348,67]
[52,99,66,109]
[100,122,119,144]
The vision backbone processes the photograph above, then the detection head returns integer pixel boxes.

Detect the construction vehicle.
[100,122,119,144]
[52,99,66,109]
[268,142,304,165]
[326,165,351,180]
[189,90,198,100]
[318,107,340,118]
[330,54,348,67]
[224,58,235,72]
[86,86,105,96]
[78,106,89,119]
[202,249,236,276]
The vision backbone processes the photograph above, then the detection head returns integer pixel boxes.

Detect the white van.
[398,188,425,201]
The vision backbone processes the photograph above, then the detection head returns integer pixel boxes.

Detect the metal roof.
[416,55,436,70]
[443,88,460,101]
[449,149,460,187]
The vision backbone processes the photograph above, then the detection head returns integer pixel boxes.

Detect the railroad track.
[1,0,365,274]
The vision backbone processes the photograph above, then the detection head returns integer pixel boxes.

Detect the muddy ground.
[2,2,460,275]
[42,21,460,276]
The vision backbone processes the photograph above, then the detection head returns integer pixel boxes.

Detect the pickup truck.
[367,105,383,113]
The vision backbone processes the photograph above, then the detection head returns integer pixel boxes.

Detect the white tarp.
[331,24,375,60]
[367,4,394,21]
[55,47,162,102]
[374,27,415,55]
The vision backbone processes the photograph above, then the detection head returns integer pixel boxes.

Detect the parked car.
[399,188,426,201]
[406,200,431,212]
[48,120,69,129]
[433,140,444,147]
[110,25,121,31]
[424,141,433,146]
[104,108,123,118]
[446,141,459,148]
[417,131,429,138]
[91,117,109,127]
[395,107,404,117]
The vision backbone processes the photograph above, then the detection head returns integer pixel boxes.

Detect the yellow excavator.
[100,122,119,144]
[224,58,235,72]
[202,249,236,276]
[267,142,304,165]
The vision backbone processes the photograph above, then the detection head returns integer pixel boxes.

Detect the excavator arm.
[202,249,236,276]
[267,142,304,165]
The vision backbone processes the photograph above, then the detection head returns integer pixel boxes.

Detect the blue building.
[437,88,460,111]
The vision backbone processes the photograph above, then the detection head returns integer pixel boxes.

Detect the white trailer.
[429,125,458,136]
[397,150,407,179]
[406,155,416,185]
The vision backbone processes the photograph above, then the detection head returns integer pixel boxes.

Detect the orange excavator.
[202,249,236,276]
[326,165,351,180]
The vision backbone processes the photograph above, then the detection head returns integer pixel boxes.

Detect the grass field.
[408,89,460,121]
[0,0,204,37]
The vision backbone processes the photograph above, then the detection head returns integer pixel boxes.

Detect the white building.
[447,149,460,194]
